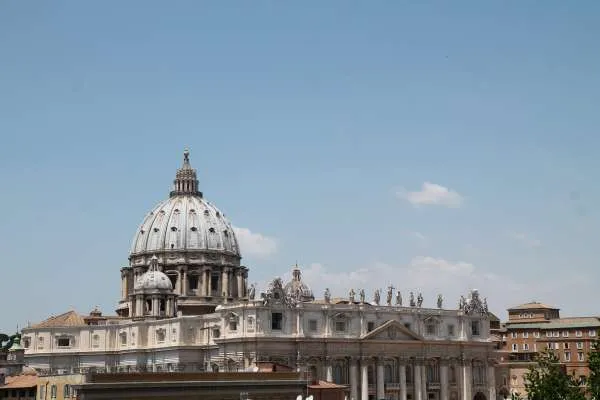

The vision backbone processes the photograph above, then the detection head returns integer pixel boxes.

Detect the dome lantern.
[170,148,202,198]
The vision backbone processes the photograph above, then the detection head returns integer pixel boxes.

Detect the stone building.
[497,302,600,397]
[22,150,499,400]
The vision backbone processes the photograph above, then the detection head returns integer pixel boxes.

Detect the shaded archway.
[473,392,487,400]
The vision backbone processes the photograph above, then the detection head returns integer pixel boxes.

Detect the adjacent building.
[497,302,600,397]
[21,150,498,400]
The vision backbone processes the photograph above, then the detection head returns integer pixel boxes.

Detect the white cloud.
[410,231,427,241]
[233,227,277,258]
[398,182,463,208]
[510,232,541,248]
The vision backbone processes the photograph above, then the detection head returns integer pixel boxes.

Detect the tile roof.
[31,310,86,328]
[508,302,558,311]
[506,317,600,330]
[1,374,38,389]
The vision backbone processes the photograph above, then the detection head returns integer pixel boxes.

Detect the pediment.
[361,320,423,341]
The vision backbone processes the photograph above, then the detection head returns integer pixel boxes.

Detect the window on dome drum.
[159,299,166,315]
[367,321,375,332]
[57,337,70,347]
[308,319,318,332]
[188,275,199,294]
[211,274,219,295]
[335,321,346,332]
[471,321,481,336]
[271,312,283,330]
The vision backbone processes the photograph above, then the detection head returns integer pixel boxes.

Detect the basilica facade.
[22,150,498,400]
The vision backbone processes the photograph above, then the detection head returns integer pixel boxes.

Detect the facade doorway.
[473,392,487,400]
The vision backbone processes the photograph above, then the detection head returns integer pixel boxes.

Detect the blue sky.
[1,1,600,333]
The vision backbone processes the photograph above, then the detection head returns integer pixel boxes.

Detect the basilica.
[22,150,498,400]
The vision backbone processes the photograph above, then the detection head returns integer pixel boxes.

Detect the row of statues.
[323,286,445,309]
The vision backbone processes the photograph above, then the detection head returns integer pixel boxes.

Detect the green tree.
[588,339,600,400]
[524,348,585,400]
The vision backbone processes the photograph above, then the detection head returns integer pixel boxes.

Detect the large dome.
[130,150,240,257]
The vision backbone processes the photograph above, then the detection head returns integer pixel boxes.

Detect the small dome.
[284,266,314,302]
[21,366,38,376]
[134,256,173,292]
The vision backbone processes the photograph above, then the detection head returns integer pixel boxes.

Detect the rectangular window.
[512,343,518,352]
[552,331,560,337]
[367,321,375,332]
[564,342,570,349]
[57,338,70,347]
[229,321,237,331]
[447,324,455,336]
[335,321,346,332]
[546,332,552,338]
[271,312,283,330]
[426,323,436,336]
[523,332,529,338]
[309,319,318,332]
[578,352,585,362]
[577,342,584,350]
[511,332,518,339]
[533,331,540,338]
[576,331,583,337]
[546,343,552,349]
[565,352,571,362]
[533,343,537,352]
[554,342,560,350]
[211,274,219,295]
[522,343,529,351]
[471,321,480,336]
[562,331,569,337]
[51,385,57,399]
[590,330,597,337]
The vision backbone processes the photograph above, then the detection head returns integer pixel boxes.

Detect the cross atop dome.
[170,148,203,198]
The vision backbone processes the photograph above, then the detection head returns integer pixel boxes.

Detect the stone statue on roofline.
[324,288,331,304]
[409,292,416,307]
[437,294,443,309]
[396,290,402,306]
[386,285,394,306]
[359,289,365,303]
[417,292,423,308]
[248,284,256,300]
[349,288,355,303]
[373,289,381,305]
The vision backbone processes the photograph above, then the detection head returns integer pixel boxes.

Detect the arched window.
[63,384,70,398]
[384,364,393,383]
[309,365,318,382]
[333,365,343,384]
[406,365,413,384]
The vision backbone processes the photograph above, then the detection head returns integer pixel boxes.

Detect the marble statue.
[349,288,355,303]
[324,288,331,303]
[417,292,423,308]
[396,290,402,306]
[374,289,381,305]
[386,285,394,306]
[409,292,416,307]
[359,289,365,303]
[248,284,256,300]
[437,294,443,309]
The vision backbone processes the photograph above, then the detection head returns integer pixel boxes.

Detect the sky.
[1,1,600,333]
